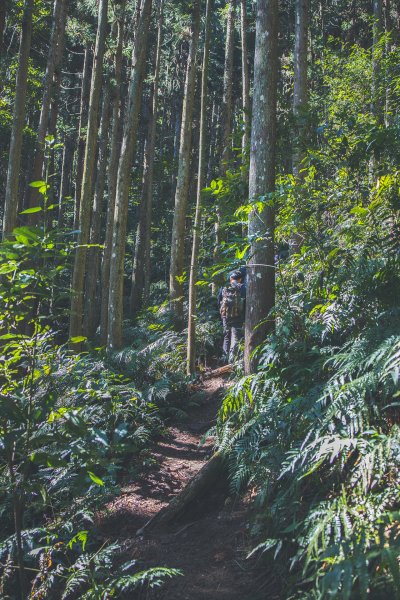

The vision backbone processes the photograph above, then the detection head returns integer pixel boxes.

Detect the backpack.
[219,284,243,321]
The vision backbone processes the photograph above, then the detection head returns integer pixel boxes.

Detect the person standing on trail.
[218,270,246,364]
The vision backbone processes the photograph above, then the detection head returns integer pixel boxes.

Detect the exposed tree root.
[136,452,225,535]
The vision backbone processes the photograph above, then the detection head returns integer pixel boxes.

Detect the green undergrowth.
[0,231,189,598]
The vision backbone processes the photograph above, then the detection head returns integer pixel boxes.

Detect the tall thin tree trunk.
[25,0,68,217]
[187,0,213,375]
[291,0,309,253]
[293,0,308,177]
[130,0,164,315]
[107,0,153,352]
[212,0,235,294]
[240,0,250,162]
[244,0,279,374]
[74,44,92,229]
[100,2,126,346]
[384,0,392,126]
[84,83,112,339]
[206,97,219,184]
[0,3,6,58]
[372,0,384,126]
[58,135,73,227]
[69,0,109,344]
[2,0,34,239]
[169,0,201,325]
[46,1,68,222]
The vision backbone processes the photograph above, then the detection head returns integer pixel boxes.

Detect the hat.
[229,270,242,280]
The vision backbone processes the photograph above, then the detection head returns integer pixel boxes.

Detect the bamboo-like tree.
[2,0,34,239]
[130,0,164,316]
[107,0,153,352]
[244,0,279,374]
[169,0,201,325]
[187,0,213,375]
[69,0,109,344]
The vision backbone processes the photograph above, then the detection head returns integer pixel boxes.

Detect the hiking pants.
[222,317,243,362]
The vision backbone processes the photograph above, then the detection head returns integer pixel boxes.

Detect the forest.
[1,0,400,598]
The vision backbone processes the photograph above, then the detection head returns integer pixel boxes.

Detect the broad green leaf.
[20,206,42,215]
[88,471,104,486]
[70,336,87,344]
[28,181,46,188]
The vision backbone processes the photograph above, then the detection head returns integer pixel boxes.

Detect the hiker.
[218,270,246,364]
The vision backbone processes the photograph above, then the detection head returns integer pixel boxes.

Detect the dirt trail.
[99,375,266,599]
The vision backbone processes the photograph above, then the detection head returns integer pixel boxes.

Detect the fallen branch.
[204,364,233,379]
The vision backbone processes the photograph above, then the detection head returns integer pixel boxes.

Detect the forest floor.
[97,373,274,600]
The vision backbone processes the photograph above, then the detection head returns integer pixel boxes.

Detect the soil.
[98,374,271,600]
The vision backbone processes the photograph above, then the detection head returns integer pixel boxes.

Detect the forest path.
[98,374,267,600]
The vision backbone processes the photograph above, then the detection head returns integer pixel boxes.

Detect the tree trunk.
[244,0,279,375]
[384,0,392,126]
[0,3,6,58]
[107,0,153,352]
[84,82,112,339]
[206,97,219,184]
[74,44,92,230]
[240,0,250,161]
[69,0,109,344]
[2,0,34,239]
[169,0,201,325]
[187,0,213,375]
[46,1,68,224]
[25,0,68,219]
[212,0,235,295]
[293,0,308,177]
[100,2,126,346]
[291,0,309,253]
[58,135,73,227]
[372,0,384,126]
[130,0,164,316]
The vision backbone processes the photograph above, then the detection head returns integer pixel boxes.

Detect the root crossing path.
[99,375,264,600]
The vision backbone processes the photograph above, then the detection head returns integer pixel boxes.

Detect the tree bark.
[100,2,126,346]
[2,0,34,239]
[293,0,308,177]
[107,0,153,352]
[0,3,6,58]
[130,0,164,316]
[46,1,68,224]
[25,0,68,219]
[240,0,250,161]
[169,0,201,325]
[69,0,109,344]
[84,82,112,339]
[187,0,213,375]
[372,0,384,126]
[244,0,279,374]
[58,135,73,227]
[74,44,92,230]
[291,0,309,253]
